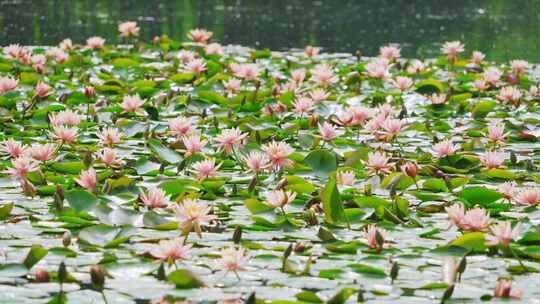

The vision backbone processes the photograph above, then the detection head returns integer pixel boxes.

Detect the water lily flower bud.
[401,162,418,178]
[62,231,71,247]
[84,86,96,98]
[35,268,50,282]
[233,225,242,244]
[90,265,105,291]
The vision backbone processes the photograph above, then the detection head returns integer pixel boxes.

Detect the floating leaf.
[148,139,183,164]
[459,187,502,206]
[23,245,48,269]
[321,178,347,225]
[167,269,205,289]
[0,202,14,220]
[64,189,98,213]
[450,232,486,252]
[304,149,338,177]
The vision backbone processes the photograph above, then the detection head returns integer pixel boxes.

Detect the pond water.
[1,0,539,61]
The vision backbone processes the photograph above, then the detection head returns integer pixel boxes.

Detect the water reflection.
[0,0,539,61]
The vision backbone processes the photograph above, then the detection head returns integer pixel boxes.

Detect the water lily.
[365,151,393,176]
[2,139,28,158]
[262,141,294,171]
[220,247,249,279]
[118,21,140,37]
[86,36,105,49]
[169,116,195,137]
[150,238,191,266]
[75,168,97,192]
[173,198,216,237]
[188,28,213,43]
[97,148,124,168]
[265,189,297,209]
[514,187,540,205]
[441,41,464,63]
[192,158,221,180]
[486,221,521,247]
[182,134,207,156]
[140,186,171,209]
[432,139,458,158]
[493,278,522,298]
[364,224,385,251]
[120,94,145,113]
[214,128,247,155]
[242,151,268,174]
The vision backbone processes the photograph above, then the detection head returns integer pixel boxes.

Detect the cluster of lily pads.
[1,21,540,303]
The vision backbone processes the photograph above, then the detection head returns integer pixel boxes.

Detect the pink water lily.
[486,123,508,144]
[510,60,528,76]
[35,82,51,98]
[483,67,502,86]
[59,38,73,50]
[182,134,207,156]
[293,97,315,114]
[480,151,505,169]
[97,148,124,168]
[243,151,268,174]
[4,157,39,180]
[188,28,213,43]
[52,126,78,144]
[29,144,56,162]
[430,93,447,105]
[86,36,105,49]
[262,141,294,170]
[471,51,485,65]
[220,247,249,276]
[318,122,341,141]
[365,58,390,79]
[169,116,195,137]
[140,186,171,209]
[498,182,516,200]
[205,43,223,55]
[379,45,401,61]
[186,58,207,74]
[118,21,140,37]
[364,224,386,251]
[309,89,329,103]
[441,41,464,63]
[120,95,145,113]
[2,139,28,158]
[265,189,297,209]
[192,159,221,180]
[150,238,191,262]
[446,203,490,232]
[432,139,458,158]
[223,79,241,96]
[497,86,522,104]
[173,198,216,237]
[336,171,356,186]
[514,187,540,205]
[97,128,123,146]
[311,64,337,86]
[214,128,247,154]
[393,76,413,91]
[0,76,18,94]
[49,110,81,127]
[486,221,521,247]
[366,151,393,175]
[494,278,522,299]
[76,168,97,192]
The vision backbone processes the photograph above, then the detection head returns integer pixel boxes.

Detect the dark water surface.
[1,0,539,61]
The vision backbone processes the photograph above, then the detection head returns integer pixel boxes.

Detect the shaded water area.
[1,0,540,61]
